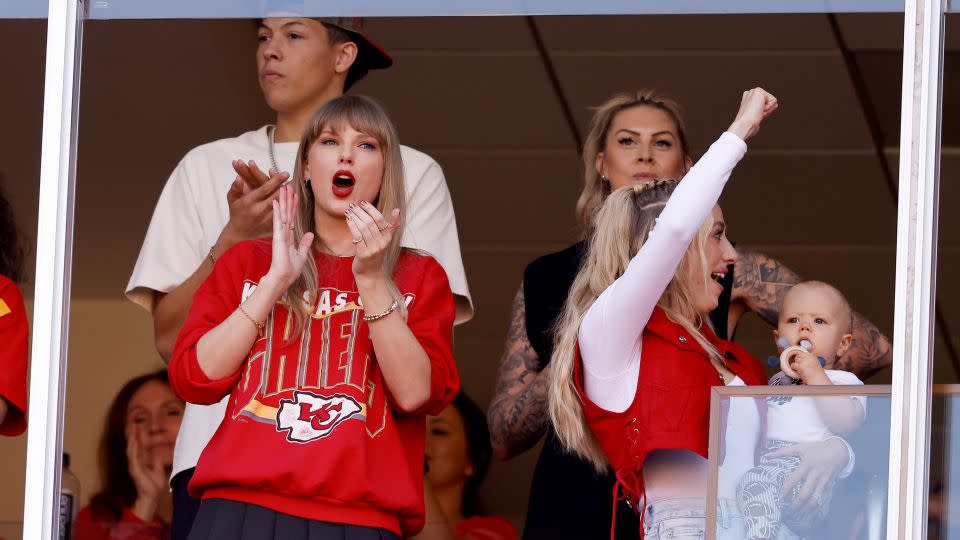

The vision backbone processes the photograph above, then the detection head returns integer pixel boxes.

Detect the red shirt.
[169,240,459,536]
[455,516,519,540]
[574,307,766,537]
[0,274,28,436]
[73,505,168,540]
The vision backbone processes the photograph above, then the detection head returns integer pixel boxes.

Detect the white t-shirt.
[126,125,473,480]
[766,369,866,443]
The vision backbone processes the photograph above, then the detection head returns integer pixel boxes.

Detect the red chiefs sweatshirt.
[0,274,28,436]
[169,239,459,536]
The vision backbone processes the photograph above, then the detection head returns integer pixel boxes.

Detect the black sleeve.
[522,242,586,366]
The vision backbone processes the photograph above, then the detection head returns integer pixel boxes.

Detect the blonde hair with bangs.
[284,95,408,335]
[548,180,721,471]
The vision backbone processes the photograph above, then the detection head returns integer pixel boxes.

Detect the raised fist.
[728,88,778,141]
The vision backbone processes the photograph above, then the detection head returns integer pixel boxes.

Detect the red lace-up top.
[574,307,766,538]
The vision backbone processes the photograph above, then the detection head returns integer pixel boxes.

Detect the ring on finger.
[352,238,362,244]
[378,225,389,231]
[813,492,823,506]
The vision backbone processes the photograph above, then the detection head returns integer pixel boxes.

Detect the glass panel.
[0,14,47,538]
[86,0,904,19]
[931,12,959,538]
[710,387,892,539]
[1,0,48,18]
[930,387,960,539]
[932,14,959,388]
[68,9,906,538]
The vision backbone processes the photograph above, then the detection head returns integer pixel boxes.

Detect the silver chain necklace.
[267,125,281,174]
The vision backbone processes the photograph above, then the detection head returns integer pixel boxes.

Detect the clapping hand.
[220,160,288,248]
[345,201,401,281]
[126,424,167,522]
[263,185,314,291]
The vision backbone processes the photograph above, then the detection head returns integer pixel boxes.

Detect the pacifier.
[772,337,826,379]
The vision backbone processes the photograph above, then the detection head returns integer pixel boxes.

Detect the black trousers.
[171,468,202,540]
[188,499,401,540]
[523,432,640,539]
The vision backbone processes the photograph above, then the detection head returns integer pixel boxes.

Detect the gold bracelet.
[237,303,264,334]
[362,299,399,322]
[207,246,217,266]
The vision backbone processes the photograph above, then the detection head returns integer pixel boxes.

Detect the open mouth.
[331,170,356,198]
[710,272,726,284]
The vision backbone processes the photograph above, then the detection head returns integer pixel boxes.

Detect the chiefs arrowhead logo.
[276,391,362,443]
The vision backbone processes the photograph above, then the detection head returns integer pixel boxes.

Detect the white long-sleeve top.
[579,132,748,413]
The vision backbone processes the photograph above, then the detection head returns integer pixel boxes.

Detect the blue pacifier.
[776,338,826,378]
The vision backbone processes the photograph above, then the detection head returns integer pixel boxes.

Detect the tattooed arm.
[488,282,551,460]
[730,246,893,379]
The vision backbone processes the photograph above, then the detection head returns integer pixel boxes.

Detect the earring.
[305,178,311,186]
[600,175,610,183]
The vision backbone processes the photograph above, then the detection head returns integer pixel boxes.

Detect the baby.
[737,281,867,540]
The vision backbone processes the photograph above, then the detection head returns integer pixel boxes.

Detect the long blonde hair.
[284,95,408,335]
[548,181,721,471]
[576,91,690,232]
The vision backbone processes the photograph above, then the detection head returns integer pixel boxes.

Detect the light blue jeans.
[642,497,802,539]
[642,497,742,540]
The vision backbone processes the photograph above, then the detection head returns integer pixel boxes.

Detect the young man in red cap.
[126,17,472,539]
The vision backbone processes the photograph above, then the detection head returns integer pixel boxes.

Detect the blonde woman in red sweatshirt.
[169,95,459,540]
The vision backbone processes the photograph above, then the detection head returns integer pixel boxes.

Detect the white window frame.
[886,0,945,538]
[21,0,83,538]
[21,1,945,538]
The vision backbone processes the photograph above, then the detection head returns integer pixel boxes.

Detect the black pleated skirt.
[187,499,402,540]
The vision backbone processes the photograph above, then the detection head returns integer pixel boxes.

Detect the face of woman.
[125,380,184,468]
[425,405,473,490]
[304,122,385,220]
[596,105,691,190]
[686,206,739,315]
